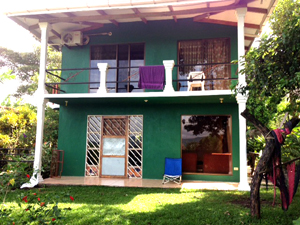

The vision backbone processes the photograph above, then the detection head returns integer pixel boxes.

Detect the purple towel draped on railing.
[138,65,165,90]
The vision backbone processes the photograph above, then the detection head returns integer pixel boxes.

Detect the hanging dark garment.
[268,121,300,210]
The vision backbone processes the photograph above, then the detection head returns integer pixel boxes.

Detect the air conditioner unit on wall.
[61,31,83,46]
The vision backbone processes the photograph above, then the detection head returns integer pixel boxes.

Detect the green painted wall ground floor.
[57,101,240,182]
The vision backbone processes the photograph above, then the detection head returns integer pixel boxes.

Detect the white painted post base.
[20,174,40,189]
[163,60,175,93]
[97,63,109,94]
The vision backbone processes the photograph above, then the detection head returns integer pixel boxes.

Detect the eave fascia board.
[3,0,232,17]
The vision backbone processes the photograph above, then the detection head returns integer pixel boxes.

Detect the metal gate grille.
[85,115,143,178]
[103,118,126,136]
[85,116,101,176]
[128,116,143,178]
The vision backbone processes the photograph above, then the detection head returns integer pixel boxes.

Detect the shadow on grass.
[4,186,300,225]
[61,186,300,225]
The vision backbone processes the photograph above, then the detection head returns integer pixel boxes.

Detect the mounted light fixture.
[219,98,224,104]
[144,100,148,103]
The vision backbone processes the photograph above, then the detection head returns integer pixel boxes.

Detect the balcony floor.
[45,90,236,105]
[39,176,253,191]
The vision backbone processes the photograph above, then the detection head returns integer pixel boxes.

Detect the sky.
[0,14,39,104]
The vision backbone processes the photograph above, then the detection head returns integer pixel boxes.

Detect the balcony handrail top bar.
[45,62,234,72]
[174,62,233,67]
[45,76,238,86]
[176,77,237,82]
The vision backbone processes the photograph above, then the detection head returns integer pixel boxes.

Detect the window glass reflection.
[181,115,232,174]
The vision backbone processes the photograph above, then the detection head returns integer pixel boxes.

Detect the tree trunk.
[241,109,300,218]
[250,139,275,218]
[241,109,274,218]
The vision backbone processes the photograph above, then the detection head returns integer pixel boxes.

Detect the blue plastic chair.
[162,158,182,184]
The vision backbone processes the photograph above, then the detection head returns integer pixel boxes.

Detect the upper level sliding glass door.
[90,43,145,93]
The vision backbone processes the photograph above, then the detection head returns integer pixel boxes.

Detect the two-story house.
[4,0,277,190]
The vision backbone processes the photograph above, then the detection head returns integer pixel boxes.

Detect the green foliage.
[282,126,300,162]
[0,155,32,206]
[0,105,37,148]
[42,142,54,178]
[44,107,59,147]
[294,216,300,225]
[0,70,15,84]
[0,185,74,224]
[0,103,59,146]
[0,46,61,97]
[0,103,59,177]
[247,135,265,154]
[235,0,300,126]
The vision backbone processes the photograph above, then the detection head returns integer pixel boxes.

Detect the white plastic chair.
[187,71,205,91]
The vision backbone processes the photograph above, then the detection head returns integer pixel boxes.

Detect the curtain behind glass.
[178,38,230,90]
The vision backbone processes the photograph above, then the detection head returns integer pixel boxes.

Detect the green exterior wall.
[58,102,239,182]
[57,18,240,182]
[61,18,238,93]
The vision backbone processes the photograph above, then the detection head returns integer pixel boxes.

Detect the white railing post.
[97,63,109,94]
[163,60,175,93]
[236,7,250,191]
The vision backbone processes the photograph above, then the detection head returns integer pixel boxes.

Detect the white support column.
[21,22,50,188]
[236,7,247,86]
[236,7,250,191]
[236,94,250,191]
[97,63,109,94]
[163,60,175,93]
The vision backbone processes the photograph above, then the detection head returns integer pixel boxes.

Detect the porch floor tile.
[40,176,245,190]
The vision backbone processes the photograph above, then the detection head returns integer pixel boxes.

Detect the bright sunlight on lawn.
[3,185,300,225]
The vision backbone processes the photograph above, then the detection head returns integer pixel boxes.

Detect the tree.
[0,70,15,84]
[236,0,300,218]
[0,46,61,97]
[0,104,37,149]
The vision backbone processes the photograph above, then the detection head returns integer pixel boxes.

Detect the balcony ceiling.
[4,0,277,50]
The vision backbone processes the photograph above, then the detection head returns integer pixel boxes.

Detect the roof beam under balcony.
[197,18,260,30]
[96,10,119,26]
[193,12,221,22]
[132,8,147,24]
[247,7,268,14]
[38,3,247,23]
[168,6,177,22]
[75,24,104,32]
[51,29,61,39]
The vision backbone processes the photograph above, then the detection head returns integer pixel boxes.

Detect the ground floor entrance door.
[100,116,128,178]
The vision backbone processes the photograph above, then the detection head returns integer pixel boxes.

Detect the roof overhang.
[3,0,277,50]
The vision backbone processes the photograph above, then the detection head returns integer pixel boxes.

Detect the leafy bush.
[42,142,53,178]
[282,126,300,162]
[1,184,74,224]
[0,155,32,205]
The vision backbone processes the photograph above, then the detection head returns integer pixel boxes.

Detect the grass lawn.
[2,185,300,224]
